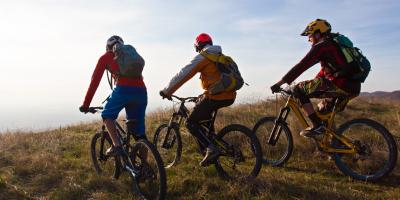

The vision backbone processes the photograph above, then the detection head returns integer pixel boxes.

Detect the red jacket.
[82,51,146,107]
[282,39,361,94]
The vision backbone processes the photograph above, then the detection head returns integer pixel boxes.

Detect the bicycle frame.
[269,95,358,154]
[162,98,232,154]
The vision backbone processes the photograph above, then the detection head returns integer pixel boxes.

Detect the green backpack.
[332,33,371,83]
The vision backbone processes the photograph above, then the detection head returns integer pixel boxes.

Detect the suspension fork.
[161,113,180,148]
[268,106,290,145]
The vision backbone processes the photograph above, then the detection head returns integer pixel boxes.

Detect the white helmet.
[106,35,124,51]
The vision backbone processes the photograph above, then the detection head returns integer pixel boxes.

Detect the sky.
[0,0,399,132]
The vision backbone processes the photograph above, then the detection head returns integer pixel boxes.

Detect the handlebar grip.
[88,107,103,113]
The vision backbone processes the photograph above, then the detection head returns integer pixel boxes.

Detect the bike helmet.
[194,33,213,52]
[301,19,331,36]
[106,35,124,51]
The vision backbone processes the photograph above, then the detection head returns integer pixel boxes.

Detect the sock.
[308,113,321,127]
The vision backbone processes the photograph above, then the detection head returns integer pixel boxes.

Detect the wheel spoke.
[333,119,397,181]
[253,117,293,166]
[214,124,262,180]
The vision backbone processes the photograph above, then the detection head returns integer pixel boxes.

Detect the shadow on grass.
[373,173,400,187]
[279,165,400,188]
[268,179,352,200]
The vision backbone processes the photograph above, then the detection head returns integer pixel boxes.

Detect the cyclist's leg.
[293,78,338,136]
[186,97,234,146]
[125,88,148,141]
[124,87,148,160]
[102,87,130,154]
[186,97,234,166]
[186,98,215,147]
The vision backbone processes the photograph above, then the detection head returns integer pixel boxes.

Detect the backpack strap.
[199,50,230,65]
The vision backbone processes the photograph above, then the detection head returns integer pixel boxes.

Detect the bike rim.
[155,125,180,168]
[216,129,260,180]
[255,120,291,165]
[92,133,117,178]
[130,141,164,199]
[334,122,394,180]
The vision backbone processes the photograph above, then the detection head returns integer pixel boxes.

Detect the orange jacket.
[162,45,236,100]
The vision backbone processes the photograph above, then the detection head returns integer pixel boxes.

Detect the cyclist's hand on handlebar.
[270,83,282,94]
[159,90,172,100]
[79,105,89,113]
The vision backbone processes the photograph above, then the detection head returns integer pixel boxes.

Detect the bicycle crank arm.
[124,164,141,177]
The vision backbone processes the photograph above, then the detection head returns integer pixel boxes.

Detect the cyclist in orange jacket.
[160,33,236,166]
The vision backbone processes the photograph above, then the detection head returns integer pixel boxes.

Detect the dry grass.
[0,98,399,200]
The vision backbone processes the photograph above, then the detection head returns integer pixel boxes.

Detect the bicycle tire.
[153,123,182,168]
[253,117,293,166]
[332,118,398,181]
[214,124,262,181]
[90,132,119,178]
[129,139,167,200]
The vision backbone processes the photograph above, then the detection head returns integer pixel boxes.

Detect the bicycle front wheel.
[333,118,398,181]
[90,132,119,178]
[153,123,182,168]
[214,124,262,181]
[130,139,167,200]
[253,117,293,166]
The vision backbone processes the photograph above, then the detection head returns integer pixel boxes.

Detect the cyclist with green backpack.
[79,35,147,156]
[160,33,244,166]
[271,19,370,137]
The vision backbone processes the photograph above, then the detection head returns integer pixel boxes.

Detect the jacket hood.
[203,45,222,55]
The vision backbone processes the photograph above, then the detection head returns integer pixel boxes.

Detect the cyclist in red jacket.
[79,36,147,156]
[271,19,361,137]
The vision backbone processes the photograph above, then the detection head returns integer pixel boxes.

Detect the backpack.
[331,33,371,83]
[200,50,244,95]
[112,44,145,78]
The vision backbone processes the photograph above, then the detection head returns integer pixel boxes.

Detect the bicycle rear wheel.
[253,117,293,166]
[153,123,182,168]
[332,118,398,181]
[90,132,119,178]
[130,139,167,200]
[214,124,262,181]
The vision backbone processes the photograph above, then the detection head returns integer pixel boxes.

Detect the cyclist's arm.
[281,42,327,84]
[162,54,208,96]
[82,54,108,107]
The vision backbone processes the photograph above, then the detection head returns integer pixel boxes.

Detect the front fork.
[268,107,290,145]
[161,113,181,149]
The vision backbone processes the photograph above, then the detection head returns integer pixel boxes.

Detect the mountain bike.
[253,88,398,181]
[153,95,262,180]
[88,107,167,200]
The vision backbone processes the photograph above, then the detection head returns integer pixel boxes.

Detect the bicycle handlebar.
[275,87,293,96]
[88,107,104,114]
[170,95,198,103]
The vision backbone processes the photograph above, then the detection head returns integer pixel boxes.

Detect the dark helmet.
[194,33,213,52]
[106,35,124,51]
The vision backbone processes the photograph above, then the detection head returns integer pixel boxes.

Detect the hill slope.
[0,98,399,200]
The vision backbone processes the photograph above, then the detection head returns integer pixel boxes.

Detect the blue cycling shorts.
[102,86,147,137]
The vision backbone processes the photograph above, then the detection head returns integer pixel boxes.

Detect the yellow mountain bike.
[253,88,397,181]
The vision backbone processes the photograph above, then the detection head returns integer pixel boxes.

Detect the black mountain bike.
[88,107,167,200]
[253,88,397,181]
[153,95,262,180]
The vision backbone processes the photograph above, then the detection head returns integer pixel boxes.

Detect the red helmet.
[194,33,213,52]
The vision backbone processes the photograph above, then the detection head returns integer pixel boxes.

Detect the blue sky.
[0,0,399,131]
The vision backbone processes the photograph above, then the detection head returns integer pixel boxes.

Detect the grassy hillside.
[0,98,399,200]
